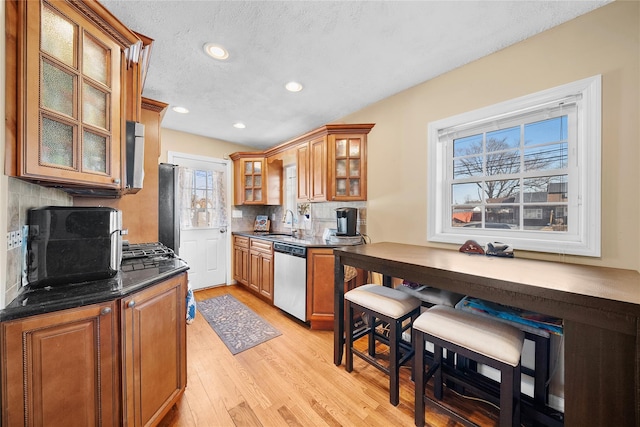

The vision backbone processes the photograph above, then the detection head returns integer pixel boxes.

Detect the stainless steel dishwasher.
[273,242,307,321]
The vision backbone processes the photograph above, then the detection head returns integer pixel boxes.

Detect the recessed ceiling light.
[172,106,189,114]
[204,43,229,60]
[233,122,246,129]
[285,81,303,92]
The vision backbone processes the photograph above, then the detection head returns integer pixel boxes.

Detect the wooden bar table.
[333,242,640,426]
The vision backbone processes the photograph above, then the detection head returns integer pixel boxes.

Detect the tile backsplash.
[4,178,72,305]
[230,201,367,238]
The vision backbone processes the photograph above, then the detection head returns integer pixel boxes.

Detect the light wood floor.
[159,285,499,427]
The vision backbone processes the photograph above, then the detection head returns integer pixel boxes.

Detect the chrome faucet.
[282,209,295,224]
[282,209,298,237]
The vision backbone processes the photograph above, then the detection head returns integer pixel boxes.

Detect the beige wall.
[159,128,255,163]
[341,1,639,271]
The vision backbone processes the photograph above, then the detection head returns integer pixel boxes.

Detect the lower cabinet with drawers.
[0,272,188,427]
[233,235,274,303]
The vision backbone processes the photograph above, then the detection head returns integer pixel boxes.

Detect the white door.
[168,152,230,290]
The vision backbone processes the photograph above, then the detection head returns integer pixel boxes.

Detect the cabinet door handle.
[100,307,112,315]
[128,300,136,308]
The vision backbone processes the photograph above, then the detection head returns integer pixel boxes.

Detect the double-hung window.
[427,75,601,256]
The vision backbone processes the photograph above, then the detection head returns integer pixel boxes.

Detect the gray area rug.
[198,294,281,355]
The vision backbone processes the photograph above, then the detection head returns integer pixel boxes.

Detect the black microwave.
[26,206,123,287]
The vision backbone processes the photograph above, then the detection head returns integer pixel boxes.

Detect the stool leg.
[346,301,354,373]
[414,330,426,427]
[513,363,521,427]
[389,318,400,406]
[434,343,443,400]
[499,364,516,427]
[368,315,376,357]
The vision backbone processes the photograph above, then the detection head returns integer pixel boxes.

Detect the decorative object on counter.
[198,294,281,354]
[485,241,514,258]
[254,215,270,231]
[297,202,310,219]
[458,239,485,255]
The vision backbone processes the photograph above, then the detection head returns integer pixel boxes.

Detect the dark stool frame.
[345,298,421,406]
[414,328,522,427]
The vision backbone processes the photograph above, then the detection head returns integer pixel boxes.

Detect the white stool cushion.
[414,305,524,367]
[396,285,464,307]
[345,284,421,319]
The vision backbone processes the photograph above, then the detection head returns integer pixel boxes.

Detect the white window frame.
[427,75,601,257]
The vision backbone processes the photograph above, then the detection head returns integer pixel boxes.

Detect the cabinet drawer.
[234,235,250,248]
[250,238,273,253]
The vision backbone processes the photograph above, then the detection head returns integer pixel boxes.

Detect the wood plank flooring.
[158,285,499,427]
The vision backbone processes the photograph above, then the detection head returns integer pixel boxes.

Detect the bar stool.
[413,305,525,427]
[345,284,421,406]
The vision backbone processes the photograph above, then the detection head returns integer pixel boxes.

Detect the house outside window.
[427,75,601,256]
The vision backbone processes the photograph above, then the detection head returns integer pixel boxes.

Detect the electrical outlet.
[6,230,22,250]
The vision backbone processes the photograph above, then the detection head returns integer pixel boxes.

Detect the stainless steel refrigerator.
[158,163,180,254]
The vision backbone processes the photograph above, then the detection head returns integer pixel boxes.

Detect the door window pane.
[349,179,360,196]
[41,6,76,67]
[42,117,73,167]
[82,131,107,173]
[42,61,74,117]
[348,140,360,156]
[82,33,108,85]
[349,159,360,177]
[82,83,107,129]
[336,139,347,157]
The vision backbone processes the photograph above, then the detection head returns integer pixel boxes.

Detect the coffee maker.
[336,207,358,236]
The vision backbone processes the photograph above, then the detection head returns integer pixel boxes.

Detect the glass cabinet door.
[22,0,122,187]
[333,136,364,199]
[243,160,264,203]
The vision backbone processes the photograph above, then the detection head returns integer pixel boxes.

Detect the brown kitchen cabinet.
[1,300,120,427]
[0,273,187,427]
[306,248,335,329]
[230,155,282,205]
[328,133,368,200]
[293,124,374,202]
[121,272,187,426]
[249,238,274,301]
[233,235,250,286]
[297,136,327,202]
[305,248,365,330]
[5,0,141,190]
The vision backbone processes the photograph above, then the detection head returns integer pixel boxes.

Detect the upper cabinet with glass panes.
[328,133,368,201]
[230,151,284,206]
[293,124,375,203]
[6,0,142,189]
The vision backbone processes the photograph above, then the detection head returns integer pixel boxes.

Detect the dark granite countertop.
[232,230,364,248]
[1,257,189,322]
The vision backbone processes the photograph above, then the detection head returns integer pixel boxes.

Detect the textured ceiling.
[99,0,610,150]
